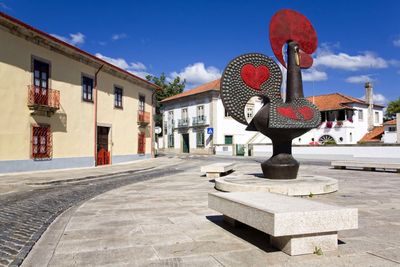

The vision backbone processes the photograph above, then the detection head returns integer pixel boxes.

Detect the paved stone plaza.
[19,156,400,266]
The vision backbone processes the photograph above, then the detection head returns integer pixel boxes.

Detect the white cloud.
[314,51,388,71]
[170,62,221,87]
[393,37,400,47]
[94,53,151,78]
[302,68,328,82]
[112,33,127,41]
[361,93,388,105]
[51,32,85,46]
[345,75,375,84]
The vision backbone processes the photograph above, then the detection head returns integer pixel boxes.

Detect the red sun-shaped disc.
[269,9,317,69]
[240,64,270,90]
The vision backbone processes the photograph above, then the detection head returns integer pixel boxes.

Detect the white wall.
[251,144,400,159]
[214,98,263,145]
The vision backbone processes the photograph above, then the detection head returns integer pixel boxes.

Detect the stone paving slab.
[23,160,400,266]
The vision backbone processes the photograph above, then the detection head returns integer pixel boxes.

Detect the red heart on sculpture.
[240,64,270,90]
[277,106,298,120]
[298,106,314,120]
[277,106,314,121]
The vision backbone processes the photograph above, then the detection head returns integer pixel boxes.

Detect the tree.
[385,97,400,120]
[146,73,185,131]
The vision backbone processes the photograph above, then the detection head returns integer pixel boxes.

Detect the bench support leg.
[270,232,338,256]
[207,172,221,178]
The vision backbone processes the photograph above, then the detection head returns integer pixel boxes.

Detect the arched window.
[319,135,336,144]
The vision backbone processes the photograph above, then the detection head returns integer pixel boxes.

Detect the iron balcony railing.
[27,85,60,111]
[137,111,150,125]
[192,115,207,126]
[177,118,189,127]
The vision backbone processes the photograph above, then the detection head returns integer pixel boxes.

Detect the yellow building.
[0,12,158,173]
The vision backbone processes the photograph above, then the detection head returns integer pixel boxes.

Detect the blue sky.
[1,0,400,105]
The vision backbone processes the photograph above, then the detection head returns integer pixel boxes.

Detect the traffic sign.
[207,127,214,135]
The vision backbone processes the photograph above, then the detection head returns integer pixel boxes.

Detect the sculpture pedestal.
[261,153,299,179]
[214,173,338,196]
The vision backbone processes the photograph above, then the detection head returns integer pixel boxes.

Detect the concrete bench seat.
[208,192,358,255]
[331,161,400,172]
[201,163,234,178]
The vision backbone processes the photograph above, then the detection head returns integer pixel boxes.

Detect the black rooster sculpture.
[220,9,321,179]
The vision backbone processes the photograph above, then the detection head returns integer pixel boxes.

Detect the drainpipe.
[151,89,156,157]
[94,65,104,166]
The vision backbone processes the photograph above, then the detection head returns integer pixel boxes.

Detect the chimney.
[365,82,374,131]
[397,113,400,144]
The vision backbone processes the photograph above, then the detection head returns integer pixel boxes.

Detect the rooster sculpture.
[220,9,321,179]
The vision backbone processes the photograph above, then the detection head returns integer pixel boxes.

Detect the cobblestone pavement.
[0,157,200,267]
[22,158,400,266]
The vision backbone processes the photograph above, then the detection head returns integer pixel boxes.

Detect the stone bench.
[201,163,235,178]
[208,192,358,256]
[331,161,400,173]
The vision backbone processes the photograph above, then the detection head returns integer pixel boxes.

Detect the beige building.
[0,12,158,173]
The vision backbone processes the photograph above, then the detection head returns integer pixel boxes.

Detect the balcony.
[177,118,189,128]
[137,111,150,125]
[192,115,207,126]
[27,85,60,115]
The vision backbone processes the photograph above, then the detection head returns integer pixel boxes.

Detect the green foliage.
[146,73,185,131]
[314,246,323,255]
[385,97,400,120]
[323,139,337,145]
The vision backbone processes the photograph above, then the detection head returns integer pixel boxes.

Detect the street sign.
[155,126,162,134]
[207,127,214,135]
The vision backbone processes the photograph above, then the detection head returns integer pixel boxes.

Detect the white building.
[381,117,398,144]
[161,79,384,154]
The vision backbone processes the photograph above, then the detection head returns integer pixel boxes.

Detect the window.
[138,132,146,154]
[139,95,145,112]
[114,87,123,108]
[182,108,188,120]
[196,131,205,148]
[168,111,174,129]
[168,134,174,147]
[224,108,230,117]
[82,76,93,102]
[225,135,233,145]
[358,109,363,121]
[246,107,254,119]
[32,125,52,159]
[374,112,379,123]
[388,126,396,132]
[197,105,204,119]
[33,59,50,105]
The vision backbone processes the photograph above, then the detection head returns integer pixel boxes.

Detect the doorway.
[97,126,110,165]
[182,133,190,153]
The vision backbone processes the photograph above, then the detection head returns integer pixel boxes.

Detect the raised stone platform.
[331,160,400,173]
[215,173,338,196]
[208,192,358,256]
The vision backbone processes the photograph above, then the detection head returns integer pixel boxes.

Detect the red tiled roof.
[384,119,396,125]
[0,12,160,90]
[359,126,384,143]
[161,79,385,111]
[161,79,220,102]
[306,93,368,111]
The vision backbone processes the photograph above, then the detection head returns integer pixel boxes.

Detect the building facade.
[0,12,158,173]
[160,79,384,155]
[161,80,262,155]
